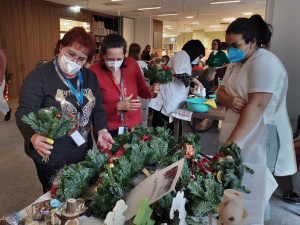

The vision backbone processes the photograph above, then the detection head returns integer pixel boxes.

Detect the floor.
[0,99,299,224]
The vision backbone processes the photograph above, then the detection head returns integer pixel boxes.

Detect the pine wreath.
[55,125,253,224]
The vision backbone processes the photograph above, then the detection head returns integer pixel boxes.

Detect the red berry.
[55,112,62,119]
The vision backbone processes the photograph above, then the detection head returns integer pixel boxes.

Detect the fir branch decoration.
[21,107,76,162]
[55,126,253,223]
[142,64,173,84]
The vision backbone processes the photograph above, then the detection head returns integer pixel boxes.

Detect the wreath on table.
[54,125,253,224]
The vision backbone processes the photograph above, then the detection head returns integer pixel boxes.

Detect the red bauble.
[50,183,58,199]
[55,112,62,119]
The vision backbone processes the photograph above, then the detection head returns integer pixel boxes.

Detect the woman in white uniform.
[149,40,205,132]
[217,15,296,223]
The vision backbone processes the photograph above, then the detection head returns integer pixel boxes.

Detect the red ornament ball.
[55,112,62,119]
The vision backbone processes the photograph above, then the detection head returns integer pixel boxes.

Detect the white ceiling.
[46,0,266,34]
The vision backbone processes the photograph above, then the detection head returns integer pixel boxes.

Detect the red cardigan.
[90,57,151,131]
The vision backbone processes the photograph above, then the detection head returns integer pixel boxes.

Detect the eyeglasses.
[64,49,88,65]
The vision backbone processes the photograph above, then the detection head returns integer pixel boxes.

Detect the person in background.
[217,15,296,223]
[161,55,170,65]
[141,45,151,61]
[206,39,230,86]
[16,27,114,193]
[190,67,216,98]
[90,34,160,137]
[128,43,150,127]
[283,116,300,205]
[149,39,205,132]
[0,49,11,121]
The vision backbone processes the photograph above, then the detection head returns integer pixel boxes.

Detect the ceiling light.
[243,12,253,15]
[209,25,220,28]
[186,16,194,19]
[158,13,179,16]
[70,6,81,12]
[222,18,236,22]
[167,28,173,30]
[191,22,200,25]
[185,27,192,30]
[164,25,172,28]
[163,34,178,37]
[138,6,161,11]
[211,0,241,4]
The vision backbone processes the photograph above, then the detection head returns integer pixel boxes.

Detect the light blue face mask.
[227,47,246,63]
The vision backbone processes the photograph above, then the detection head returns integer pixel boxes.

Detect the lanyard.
[110,70,126,123]
[55,58,84,121]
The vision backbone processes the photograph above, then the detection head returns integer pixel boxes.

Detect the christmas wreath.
[55,125,253,224]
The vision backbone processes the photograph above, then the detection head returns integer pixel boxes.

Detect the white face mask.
[60,54,82,75]
[191,56,200,65]
[105,60,123,73]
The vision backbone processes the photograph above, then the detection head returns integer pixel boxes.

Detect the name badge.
[70,130,86,147]
[118,126,125,135]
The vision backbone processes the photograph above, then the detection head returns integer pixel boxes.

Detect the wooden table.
[173,105,226,141]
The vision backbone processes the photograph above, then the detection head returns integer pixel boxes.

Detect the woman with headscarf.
[149,40,205,132]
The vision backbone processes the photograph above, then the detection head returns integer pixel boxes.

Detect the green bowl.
[186,98,211,113]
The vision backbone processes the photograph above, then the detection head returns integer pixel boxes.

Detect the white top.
[137,60,149,86]
[218,48,296,224]
[149,50,191,118]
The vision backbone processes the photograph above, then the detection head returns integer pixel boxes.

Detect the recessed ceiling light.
[70,6,81,12]
[158,13,179,16]
[191,22,200,25]
[186,16,194,19]
[167,28,174,30]
[211,0,240,4]
[243,12,253,15]
[209,25,220,28]
[185,27,192,30]
[222,18,236,22]
[138,6,161,11]
[164,25,172,28]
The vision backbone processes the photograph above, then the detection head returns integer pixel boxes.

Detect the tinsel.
[55,125,253,224]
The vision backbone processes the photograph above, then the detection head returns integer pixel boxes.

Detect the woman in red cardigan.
[90,34,159,136]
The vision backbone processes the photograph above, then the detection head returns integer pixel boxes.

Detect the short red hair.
[54,27,96,62]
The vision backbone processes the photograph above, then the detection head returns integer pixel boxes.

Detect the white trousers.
[0,80,9,115]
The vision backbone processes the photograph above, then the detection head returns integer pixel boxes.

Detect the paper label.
[70,130,86,147]
[124,159,184,220]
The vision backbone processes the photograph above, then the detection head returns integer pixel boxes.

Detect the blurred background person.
[90,34,159,136]
[128,43,150,127]
[141,44,151,61]
[0,49,11,121]
[206,39,230,86]
[161,55,170,65]
[190,67,216,98]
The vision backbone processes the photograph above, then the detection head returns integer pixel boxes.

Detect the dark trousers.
[33,160,65,193]
[151,109,182,137]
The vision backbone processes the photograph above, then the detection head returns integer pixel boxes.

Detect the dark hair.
[100,33,127,55]
[128,43,141,61]
[143,45,151,52]
[212,39,222,50]
[182,40,205,63]
[54,27,96,62]
[161,55,170,64]
[100,33,127,70]
[226,14,272,48]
